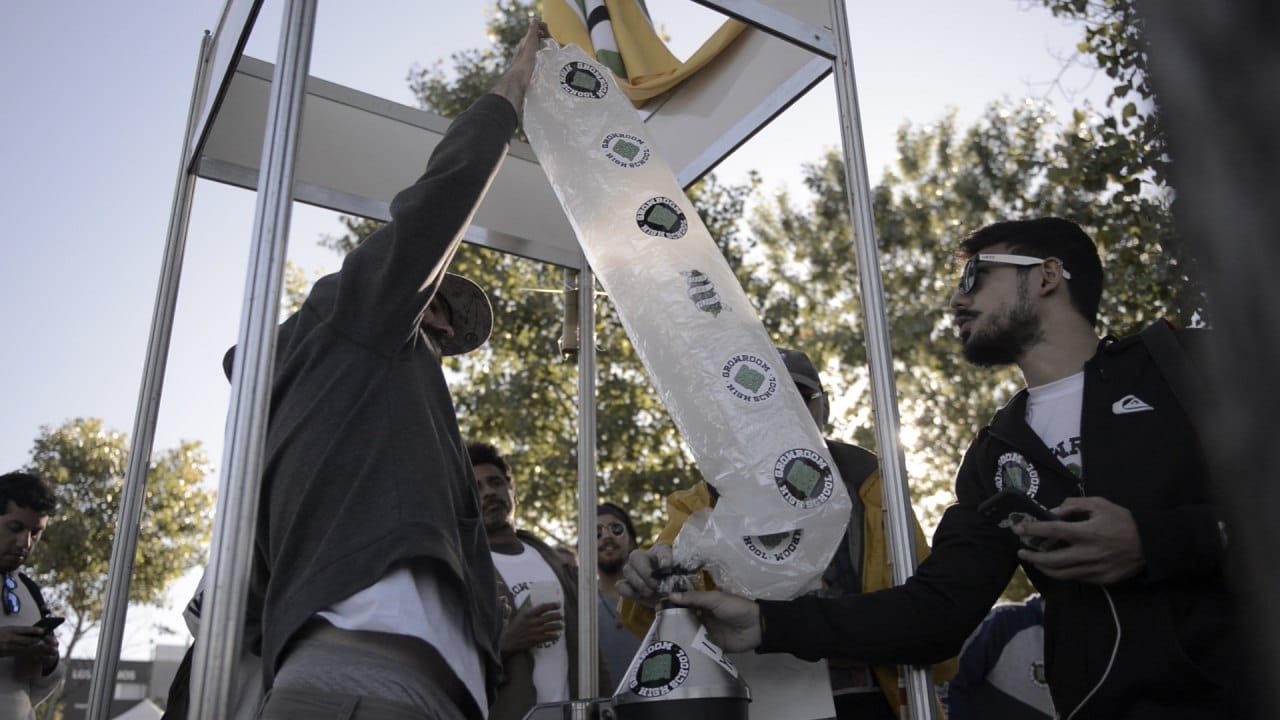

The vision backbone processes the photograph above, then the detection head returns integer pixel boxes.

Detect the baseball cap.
[778,348,824,396]
[435,272,493,356]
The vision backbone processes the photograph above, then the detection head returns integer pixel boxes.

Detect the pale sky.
[0,0,1105,658]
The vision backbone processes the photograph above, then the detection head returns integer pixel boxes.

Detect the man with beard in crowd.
[594,502,641,687]
[662,218,1246,719]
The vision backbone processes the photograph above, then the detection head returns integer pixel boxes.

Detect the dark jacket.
[490,530,610,720]
[247,94,516,698]
[760,328,1242,719]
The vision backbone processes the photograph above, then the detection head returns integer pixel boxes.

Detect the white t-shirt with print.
[1025,371,1085,480]
[491,543,571,704]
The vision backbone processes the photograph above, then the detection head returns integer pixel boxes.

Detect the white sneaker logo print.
[1112,394,1154,414]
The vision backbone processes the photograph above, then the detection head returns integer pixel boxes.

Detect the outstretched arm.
[327,19,553,349]
[490,19,552,117]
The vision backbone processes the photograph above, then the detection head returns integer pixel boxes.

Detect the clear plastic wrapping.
[525,44,850,600]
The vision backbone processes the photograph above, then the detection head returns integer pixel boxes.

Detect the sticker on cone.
[630,641,692,697]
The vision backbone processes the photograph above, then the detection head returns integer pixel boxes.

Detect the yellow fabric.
[545,0,747,104]
[618,475,958,718]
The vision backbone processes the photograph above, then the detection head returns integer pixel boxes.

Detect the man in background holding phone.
[664,219,1245,718]
[0,471,62,720]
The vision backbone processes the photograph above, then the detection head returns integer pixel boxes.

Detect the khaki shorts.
[257,688,456,720]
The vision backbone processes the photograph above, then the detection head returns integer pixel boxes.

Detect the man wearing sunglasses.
[595,502,640,687]
[0,471,61,720]
[666,218,1245,719]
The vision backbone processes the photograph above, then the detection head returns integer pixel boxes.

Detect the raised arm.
[325,20,552,350]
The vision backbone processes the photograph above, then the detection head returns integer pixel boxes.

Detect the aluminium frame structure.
[86,1,936,718]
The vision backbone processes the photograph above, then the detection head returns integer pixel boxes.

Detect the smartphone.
[977,488,1065,551]
[33,616,65,634]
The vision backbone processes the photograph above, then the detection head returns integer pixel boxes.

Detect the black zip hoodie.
[759,328,1243,718]
[246,94,517,700]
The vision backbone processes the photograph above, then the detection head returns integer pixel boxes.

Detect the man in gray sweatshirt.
[249,20,551,720]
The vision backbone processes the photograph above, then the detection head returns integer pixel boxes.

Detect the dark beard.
[483,510,512,536]
[598,556,626,575]
[962,278,1043,367]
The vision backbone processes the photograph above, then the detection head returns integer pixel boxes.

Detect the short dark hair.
[466,442,511,478]
[599,502,639,543]
[958,217,1104,325]
[0,472,58,516]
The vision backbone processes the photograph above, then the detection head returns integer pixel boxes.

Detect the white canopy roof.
[189,0,837,269]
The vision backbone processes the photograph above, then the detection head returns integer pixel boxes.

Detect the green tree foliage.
[22,418,213,664]
[1027,0,1205,309]
[1035,0,1166,184]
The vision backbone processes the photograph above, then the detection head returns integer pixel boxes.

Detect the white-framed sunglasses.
[959,253,1071,295]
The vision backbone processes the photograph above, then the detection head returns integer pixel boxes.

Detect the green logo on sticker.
[773,448,835,509]
[734,365,765,393]
[786,463,821,498]
[630,641,691,698]
[613,139,640,160]
[758,532,791,550]
[601,132,651,168]
[559,62,609,99]
[721,353,778,403]
[641,655,673,682]
[635,197,688,239]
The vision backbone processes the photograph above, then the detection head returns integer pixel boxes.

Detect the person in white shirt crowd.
[469,442,609,720]
[0,471,62,720]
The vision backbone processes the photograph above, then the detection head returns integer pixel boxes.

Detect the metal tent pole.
[827,0,937,716]
[85,31,213,720]
[576,260,601,698]
[189,1,316,718]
